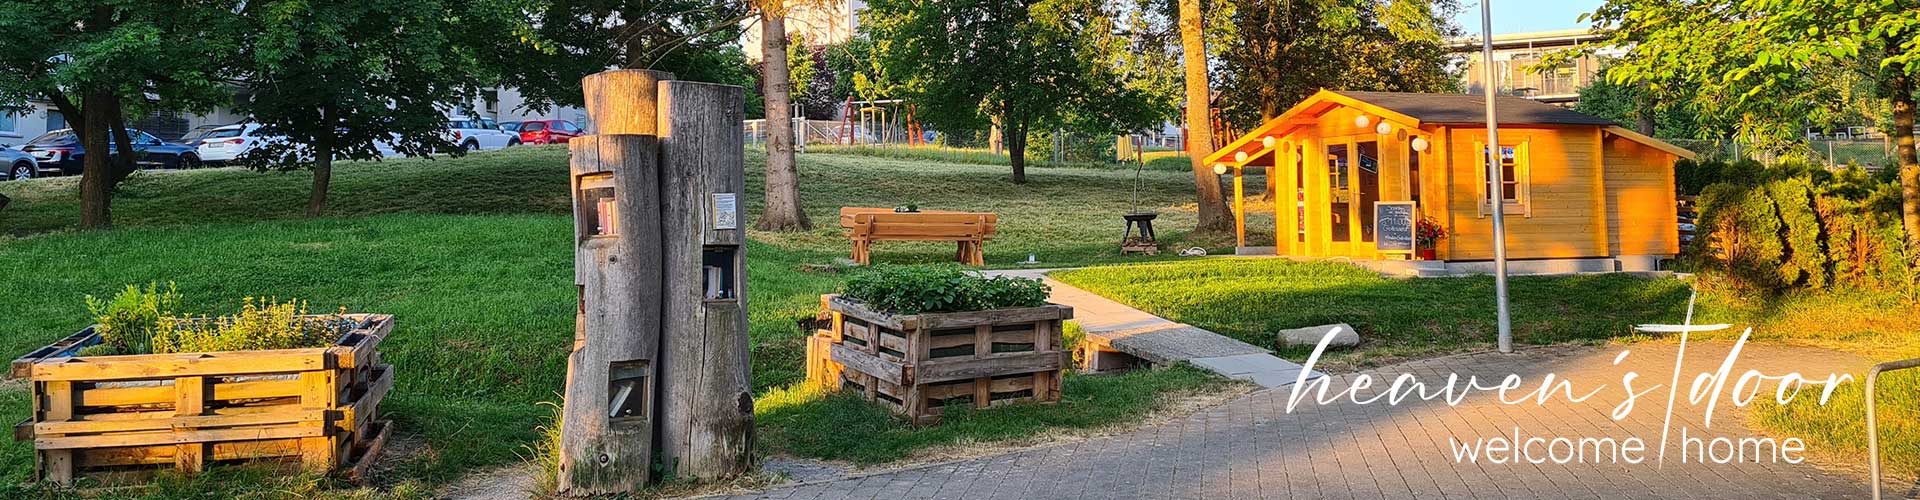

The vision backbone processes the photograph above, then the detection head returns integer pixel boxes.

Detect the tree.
[867,0,1168,183]
[756,4,812,230]
[1572,0,1920,251]
[1218,0,1457,126]
[500,0,759,113]
[1179,0,1232,231]
[238,0,511,216]
[0,1,238,229]
[1571,69,1700,140]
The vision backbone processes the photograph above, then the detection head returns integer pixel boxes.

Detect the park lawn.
[1051,258,1697,369]
[0,146,1237,498]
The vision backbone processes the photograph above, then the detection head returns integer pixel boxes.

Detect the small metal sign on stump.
[560,69,753,496]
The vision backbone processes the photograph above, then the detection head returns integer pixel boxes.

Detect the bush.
[85,282,183,355]
[151,298,347,354]
[1688,160,1914,295]
[842,265,1049,314]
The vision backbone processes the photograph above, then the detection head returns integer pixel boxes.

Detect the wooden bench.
[840,207,998,266]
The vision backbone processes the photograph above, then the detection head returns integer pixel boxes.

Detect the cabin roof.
[1202,89,1696,167]
[1328,91,1619,126]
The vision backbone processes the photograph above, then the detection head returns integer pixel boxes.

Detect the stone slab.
[1106,324,1269,365]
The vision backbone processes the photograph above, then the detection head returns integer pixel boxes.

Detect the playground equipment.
[838,97,926,146]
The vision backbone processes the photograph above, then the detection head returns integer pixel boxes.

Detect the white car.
[194,124,287,163]
[3,145,38,181]
[446,117,519,151]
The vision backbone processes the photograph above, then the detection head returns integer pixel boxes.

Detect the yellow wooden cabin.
[1204,90,1695,273]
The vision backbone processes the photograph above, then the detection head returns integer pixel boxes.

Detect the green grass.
[1051,258,1696,368]
[0,145,1236,497]
[755,365,1234,464]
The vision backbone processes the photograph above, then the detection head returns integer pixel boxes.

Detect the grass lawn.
[1052,257,1920,481]
[0,145,1239,498]
[1051,258,1697,368]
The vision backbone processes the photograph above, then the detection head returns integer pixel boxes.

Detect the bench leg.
[852,240,870,265]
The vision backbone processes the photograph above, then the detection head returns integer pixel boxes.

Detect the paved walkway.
[719,342,1881,499]
[985,269,1318,388]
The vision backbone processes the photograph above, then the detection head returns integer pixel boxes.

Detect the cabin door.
[1322,135,1381,256]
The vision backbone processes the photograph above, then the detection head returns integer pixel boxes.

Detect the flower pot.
[1417,248,1437,261]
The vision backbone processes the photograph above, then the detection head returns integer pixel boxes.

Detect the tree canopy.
[1215,0,1461,128]
[865,0,1176,181]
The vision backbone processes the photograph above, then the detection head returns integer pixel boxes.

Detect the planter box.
[805,295,1071,425]
[9,314,396,486]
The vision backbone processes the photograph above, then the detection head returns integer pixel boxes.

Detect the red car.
[516,119,586,144]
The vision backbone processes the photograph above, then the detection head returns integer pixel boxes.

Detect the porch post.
[1233,166,1246,247]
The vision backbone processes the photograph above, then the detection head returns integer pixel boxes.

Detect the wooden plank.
[343,420,392,485]
[34,409,328,436]
[74,438,303,467]
[29,350,332,382]
[916,352,1063,384]
[828,343,906,386]
[917,305,1072,330]
[76,377,304,408]
[298,370,336,472]
[12,328,100,378]
[43,380,74,484]
[825,295,912,331]
[175,375,208,474]
[36,423,325,450]
[339,365,394,435]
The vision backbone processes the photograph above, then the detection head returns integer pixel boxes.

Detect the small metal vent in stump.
[560,69,753,495]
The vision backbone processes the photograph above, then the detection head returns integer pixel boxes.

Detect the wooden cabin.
[1204,90,1695,273]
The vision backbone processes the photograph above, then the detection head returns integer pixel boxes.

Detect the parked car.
[3,146,38,181]
[194,124,291,164]
[178,124,230,147]
[499,121,522,133]
[446,117,519,151]
[515,119,586,145]
[18,129,201,175]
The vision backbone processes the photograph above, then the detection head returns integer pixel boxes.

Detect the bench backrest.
[849,212,997,240]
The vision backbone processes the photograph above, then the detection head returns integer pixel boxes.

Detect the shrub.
[149,298,348,354]
[85,282,183,355]
[841,265,1049,314]
[1689,161,1913,295]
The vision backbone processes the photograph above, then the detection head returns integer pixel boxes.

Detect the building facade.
[1446,29,1626,106]
[741,0,866,62]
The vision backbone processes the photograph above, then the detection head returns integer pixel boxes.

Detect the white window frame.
[1474,139,1532,217]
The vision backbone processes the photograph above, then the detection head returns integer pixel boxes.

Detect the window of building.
[0,112,16,133]
[1475,140,1530,216]
[47,111,66,131]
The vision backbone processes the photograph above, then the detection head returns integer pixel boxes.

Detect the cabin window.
[1474,140,1530,217]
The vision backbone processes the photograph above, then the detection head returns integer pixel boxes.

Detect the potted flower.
[1416,216,1447,260]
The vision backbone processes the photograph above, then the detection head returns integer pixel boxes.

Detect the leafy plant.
[842,265,1049,314]
[149,298,347,354]
[1415,216,1447,249]
[85,282,184,355]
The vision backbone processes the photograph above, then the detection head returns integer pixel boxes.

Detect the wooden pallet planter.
[805,295,1070,425]
[10,314,397,486]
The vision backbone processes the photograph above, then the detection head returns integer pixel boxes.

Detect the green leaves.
[842,265,1050,314]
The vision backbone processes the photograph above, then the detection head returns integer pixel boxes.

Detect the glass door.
[1326,143,1350,243]
[1356,140,1379,243]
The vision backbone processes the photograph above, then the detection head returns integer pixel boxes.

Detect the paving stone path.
[718,342,1881,499]
[984,269,1319,387]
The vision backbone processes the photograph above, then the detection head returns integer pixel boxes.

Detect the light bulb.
[1411,137,1429,152]
[1354,115,1371,128]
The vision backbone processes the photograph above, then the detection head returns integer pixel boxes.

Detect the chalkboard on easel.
[1374,201,1417,253]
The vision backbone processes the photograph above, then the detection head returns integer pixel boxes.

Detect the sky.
[1452,0,1607,36]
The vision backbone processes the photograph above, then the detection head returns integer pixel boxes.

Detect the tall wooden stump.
[656,81,753,478]
[560,69,753,494]
[559,69,670,496]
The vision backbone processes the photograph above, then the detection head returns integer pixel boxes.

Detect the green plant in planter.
[84,282,184,355]
[842,265,1048,314]
[151,298,346,354]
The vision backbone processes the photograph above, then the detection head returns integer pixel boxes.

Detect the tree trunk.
[78,91,118,229]
[989,116,1004,155]
[757,10,812,231]
[1888,62,1919,251]
[1006,117,1027,184]
[309,123,335,217]
[1634,82,1657,136]
[1179,0,1232,233]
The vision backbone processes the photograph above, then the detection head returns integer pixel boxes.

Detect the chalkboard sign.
[1374,201,1417,253]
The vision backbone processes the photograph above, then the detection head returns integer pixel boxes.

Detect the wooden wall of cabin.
[1441,126,1609,261]
[1602,135,1681,256]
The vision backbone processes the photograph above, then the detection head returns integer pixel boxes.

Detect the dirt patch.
[438,463,537,500]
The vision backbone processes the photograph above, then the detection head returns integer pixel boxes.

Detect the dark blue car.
[18,128,202,176]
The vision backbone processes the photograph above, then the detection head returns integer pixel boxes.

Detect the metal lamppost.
[1478,0,1514,353]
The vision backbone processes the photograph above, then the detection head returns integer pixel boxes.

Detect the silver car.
[2,145,38,181]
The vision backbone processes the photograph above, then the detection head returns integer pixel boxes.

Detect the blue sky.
[1452,0,1606,35]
